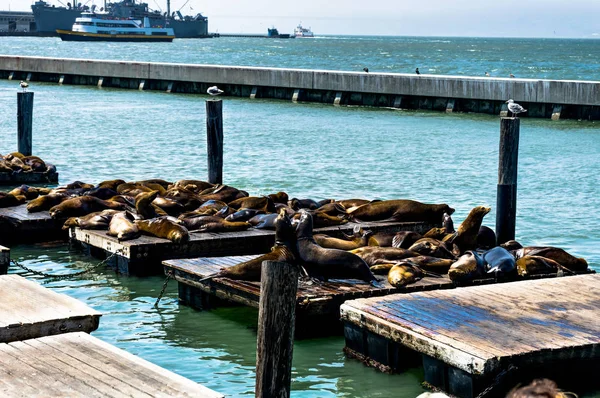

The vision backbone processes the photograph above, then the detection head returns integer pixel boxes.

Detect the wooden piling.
[206,99,224,184]
[0,245,9,275]
[17,91,34,156]
[496,117,520,245]
[255,260,299,398]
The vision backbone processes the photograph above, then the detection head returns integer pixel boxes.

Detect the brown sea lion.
[408,238,458,260]
[448,251,485,282]
[138,182,167,196]
[391,231,423,249]
[348,199,454,223]
[165,187,204,210]
[500,240,523,251]
[208,209,297,281]
[443,206,491,253]
[443,212,455,233]
[403,256,454,274]
[171,179,214,193]
[316,202,347,217]
[267,191,289,204]
[249,213,278,229]
[311,211,348,227]
[152,196,185,217]
[227,196,275,212]
[8,185,40,200]
[336,199,372,209]
[27,193,69,212]
[49,196,126,219]
[388,263,423,287]
[514,246,588,272]
[516,255,561,277]
[199,184,247,203]
[0,193,26,208]
[296,210,379,284]
[350,246,420,267]
[180,215,250,233]
[84,187,119,200]
[313,227,372,250]
[422,227,449,240]
[62,209,119,230]
[22,156,46,172]
[137,179,172,190]
[136,217,189,244]
[135,190,160,219]
[108,211,140,241]
[63,181,94,190]
[97,179,126,190]
[367,231,399,247]
[289,198,321,211]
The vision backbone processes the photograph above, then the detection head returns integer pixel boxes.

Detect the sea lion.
[227,196,275,212]
[135,190,160,219]
[108,211,140,241]
[348,199,455,223]
[422,227,448,240]
[165,187,204,210]
[179,215,250,233]
[516,256,561,277]
[311,211,348,227]
[63,181,94,190]
[402,256,454,274]
[408,238,458,260]
[97,179,126,190]
[137,179,172,190]
[138,182,167,196]
[477,226,497,250]
[27,193,69,212]
[350,246,420,267]
[171,179,214,193]
[225,209,265,222]
[448,251,485,282]
[313,227,372,250]
[49,196,126,219]
[482,246,516,276]
[249,213,279,229]
[443,206,491,253]
[84,187,119,200]
[136,217,189,244]
[367,231,399,247]
[500,240,523,251]
[388,263,423,288]
[151,196,184,217]
[267,191,289,204]
[315,202,347,217]
[296,210,379,284]
[22,155,46,172]
[0,193,26,208]
[199,184,247,203]
[62,209,119,230]
[514,247,588,272]
[391,231,423,249]
[117,183,153,195]
[8,185,40,200]
[208,209,297,281]
[336,199,373,209]
[443,212,455,233]
[289,198,321,211]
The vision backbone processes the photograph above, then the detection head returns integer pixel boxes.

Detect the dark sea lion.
[336,199,372,209]
[448,251,485,282]
[62,209,119,230]
[9,185,40,200]
[116,183,152,195]
[296,210,379,284]
[63,181,94,190]
[136,217,190,244]
[27,193,69,212]
[408,238,458,260]
[0,193,26,208]
[316,202,347,217]
[249,213,278,229]
[171,179,214,193]
[311,211,348,227]
[391,231,423,249]
[388,263,424,287]
[137,179,172,190]
[135,190,160,219]
[267,191,289,204]
[477,226,497,250]
[181,199,227,217]
[180,215,250,233]
[139,182,167,196]
[227,196,275,212]
[274,203,296,217]
[85,187,119,200]
[403,256,454,274]
[350,246,420,267]
[514,247,588,272]
[516,256,561,277]
[49,196,126,219]
[107,194,136,209]
[443,212,455,233]
[97,179,126,190]
[482,246,516,275]
[422,227,449,240]
[348,199,455,223]
[443,206,491,253]
[209,209,297,281]
[289,198,321,211]
[36,187,53,196]
[313,228,372,250]
[199,184,247,203]
[214,205,235,218]
[152,197,185,217]
[108,211,140,241]
[367,231,398,247]
[165,187,204,210]
[225,209,265,222]
[501,240,523,251]
[22,155,46,172]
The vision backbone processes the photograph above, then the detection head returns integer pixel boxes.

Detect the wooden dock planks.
[0,204,66,244]
[340,274,600,396]
[0,274,101,343]
[0,332,223,398]
[73,220,433,275]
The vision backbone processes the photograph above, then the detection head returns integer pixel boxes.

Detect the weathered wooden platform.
[340,274,600,398]
[0,331,224,397]
[0,274,101,343]
[0,169,58,185]
[72,220,433,276]
[0,204,66,244]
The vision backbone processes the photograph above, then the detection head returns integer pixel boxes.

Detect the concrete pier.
[1,55,599,120]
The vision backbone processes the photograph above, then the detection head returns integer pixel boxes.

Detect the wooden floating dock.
[0,274,101,343]
[340,274,600,398]
[72,220,433,276]
[0,169,58,185]
[0,332,224,397]
[0,204,66,244]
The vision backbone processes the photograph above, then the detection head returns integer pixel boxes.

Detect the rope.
[10,249,123,280]
[475,364,518,398]
[153,270,173,308]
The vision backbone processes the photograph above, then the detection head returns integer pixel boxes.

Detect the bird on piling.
[19,81,29,92]
[506,99,527,117]
[415,68,420,75]
[485,71,490,77]
[207,86,224,96]
[363,67,369,73]
[509,73,515,78]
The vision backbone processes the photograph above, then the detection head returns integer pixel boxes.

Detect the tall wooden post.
[255,260,299,398]
[496,117,520,245]
[0,245,10,275]
[206,99,223,184]
[17,92,34,156]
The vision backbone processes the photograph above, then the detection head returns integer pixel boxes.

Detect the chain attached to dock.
[10,249,123,280]
[475,364,518,398]
[154,270,174,309]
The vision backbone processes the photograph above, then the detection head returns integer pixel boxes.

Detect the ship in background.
[294,23,314,38]
[31,0,209,38]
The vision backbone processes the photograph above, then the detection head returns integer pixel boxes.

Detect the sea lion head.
[442,205,455,215]
[168,227,190,244]
[294,209,313,239]
[274,208,295,244]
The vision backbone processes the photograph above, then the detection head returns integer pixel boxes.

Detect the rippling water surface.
[0,35,599,397]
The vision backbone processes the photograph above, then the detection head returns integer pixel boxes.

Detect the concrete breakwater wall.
[1,55,599,120]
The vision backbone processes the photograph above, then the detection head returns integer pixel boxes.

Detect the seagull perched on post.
[506,99,527,117]
[20,81,29,92]
[363,67,369,73]
[207,86,224,96]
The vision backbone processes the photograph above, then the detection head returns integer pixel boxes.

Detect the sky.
[2,0,600,37]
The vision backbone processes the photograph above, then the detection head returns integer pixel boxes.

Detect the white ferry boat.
[294,23,314,38]
[56,12,175,42]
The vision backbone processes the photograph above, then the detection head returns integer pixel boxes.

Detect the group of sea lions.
[0,152,55,175]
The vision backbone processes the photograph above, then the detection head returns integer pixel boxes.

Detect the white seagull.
[506,99,527,117]
[20,81,29,92]
[207,86,224,96]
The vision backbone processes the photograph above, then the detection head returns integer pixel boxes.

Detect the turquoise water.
[1,35,599,397]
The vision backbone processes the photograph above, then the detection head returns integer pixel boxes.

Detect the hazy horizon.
[1,0,599,38]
